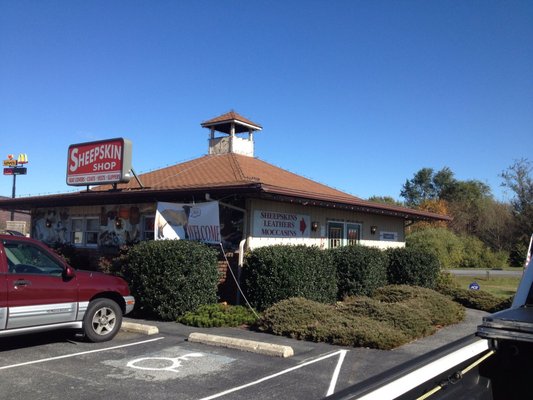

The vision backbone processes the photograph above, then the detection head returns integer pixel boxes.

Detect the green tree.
[401,167,496,239]
[406,227,464,269]
[445,180,492,236]
[367,196,404,206]
[400,168,438,207]
[501,158,533,266]
[476,199,514,252]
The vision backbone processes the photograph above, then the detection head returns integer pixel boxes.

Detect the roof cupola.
[201,111,262,157]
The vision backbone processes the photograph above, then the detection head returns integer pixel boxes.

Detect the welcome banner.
[155,201,221,244]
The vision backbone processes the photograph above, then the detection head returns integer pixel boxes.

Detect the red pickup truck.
[0,234,134,342]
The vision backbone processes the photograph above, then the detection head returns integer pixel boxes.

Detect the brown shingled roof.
[90,153,450,222]
[108,153,359,198]
[0,152,451,222]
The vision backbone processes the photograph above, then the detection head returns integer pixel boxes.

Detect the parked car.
[0,234,134,342]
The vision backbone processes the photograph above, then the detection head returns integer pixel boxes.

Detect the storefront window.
[143,216,155,240]
[328,222,344,248]
[71,217,99,247]
[347,223,360,246]
[71,218,84,245]
[86,218,99,245]
[328,221,361,248]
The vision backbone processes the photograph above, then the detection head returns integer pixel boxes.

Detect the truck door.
[2,238,78,329]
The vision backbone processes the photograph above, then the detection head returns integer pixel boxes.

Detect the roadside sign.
[3,159,17,167]
[469,282,480,291]
[3,167,27,175]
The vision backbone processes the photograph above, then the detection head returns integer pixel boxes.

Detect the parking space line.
[327,348,347,396]
[198,349,349,400]
[0,337,165,371]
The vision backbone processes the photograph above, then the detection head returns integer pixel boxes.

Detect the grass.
[452,275,521,299]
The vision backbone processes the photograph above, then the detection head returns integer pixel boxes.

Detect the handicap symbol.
[127,353,204,373]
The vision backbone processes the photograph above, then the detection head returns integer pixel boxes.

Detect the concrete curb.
[121,321,159,335]
[188,332,294,358]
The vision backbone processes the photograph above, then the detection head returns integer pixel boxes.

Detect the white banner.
[155,201,221,244]
[252,210,310,238]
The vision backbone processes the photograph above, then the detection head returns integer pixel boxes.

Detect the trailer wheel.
[83,298,122,342]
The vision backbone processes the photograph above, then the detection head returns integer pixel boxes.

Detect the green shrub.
[386,247,440,288]
[373,285,465,326]
[332,245,388,298]
[123,240,219,320]
[257,287,466,350]
[458,235,485,269]
[256,297,408,350]
[179,304,258,327]
[242,245,337,311]
[460,236,509,269]
[337,296,435,339]
[438,286,514,313]
[406,227,463,269]
[435,271,459,292]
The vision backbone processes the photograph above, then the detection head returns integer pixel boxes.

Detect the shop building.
[0,111,449,273]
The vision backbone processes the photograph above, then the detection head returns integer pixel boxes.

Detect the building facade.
[0,112,450,267]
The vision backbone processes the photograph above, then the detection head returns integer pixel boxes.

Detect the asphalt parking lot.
[0,309,487,400]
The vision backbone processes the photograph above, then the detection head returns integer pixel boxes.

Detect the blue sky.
[1,1,532,202]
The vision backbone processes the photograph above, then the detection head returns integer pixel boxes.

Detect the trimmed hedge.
[242,245,337,311]
[337,296,435,339]
[332,245,388,298]
[256,286,466,350]
[438,286,514,313]
[256,297,409,350]
[124,240,219,320]
[373,285,465,326]
[386,247,440,289]
[435,271,514,312]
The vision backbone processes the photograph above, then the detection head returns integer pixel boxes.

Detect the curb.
[188,332,294,358]
[121,321,159,335]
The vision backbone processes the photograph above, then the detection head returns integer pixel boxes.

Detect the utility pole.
[3,153,28,221]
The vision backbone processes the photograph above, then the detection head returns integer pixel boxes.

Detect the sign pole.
[10,174,16,221]
[3,153,28,221]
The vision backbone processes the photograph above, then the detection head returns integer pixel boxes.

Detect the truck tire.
[83,298,123,342]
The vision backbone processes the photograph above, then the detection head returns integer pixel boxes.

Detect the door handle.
[13,279,30,287]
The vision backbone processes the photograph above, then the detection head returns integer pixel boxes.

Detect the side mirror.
[63,265,76,279]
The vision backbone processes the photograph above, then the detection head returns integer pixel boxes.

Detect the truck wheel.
[83,298,122,342]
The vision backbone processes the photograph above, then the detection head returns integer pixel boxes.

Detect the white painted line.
[0,337,165,371]
[327,348,347,396]
[198,349,349,400]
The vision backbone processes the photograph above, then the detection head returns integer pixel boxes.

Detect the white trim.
[0,307,7,330]
[353,339,490,400]
[512,256,533,307]
[0,337,164,370]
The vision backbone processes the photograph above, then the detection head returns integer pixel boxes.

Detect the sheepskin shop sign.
[66,138,132,186]
[253,210,310,238]
[155,201,221,244]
